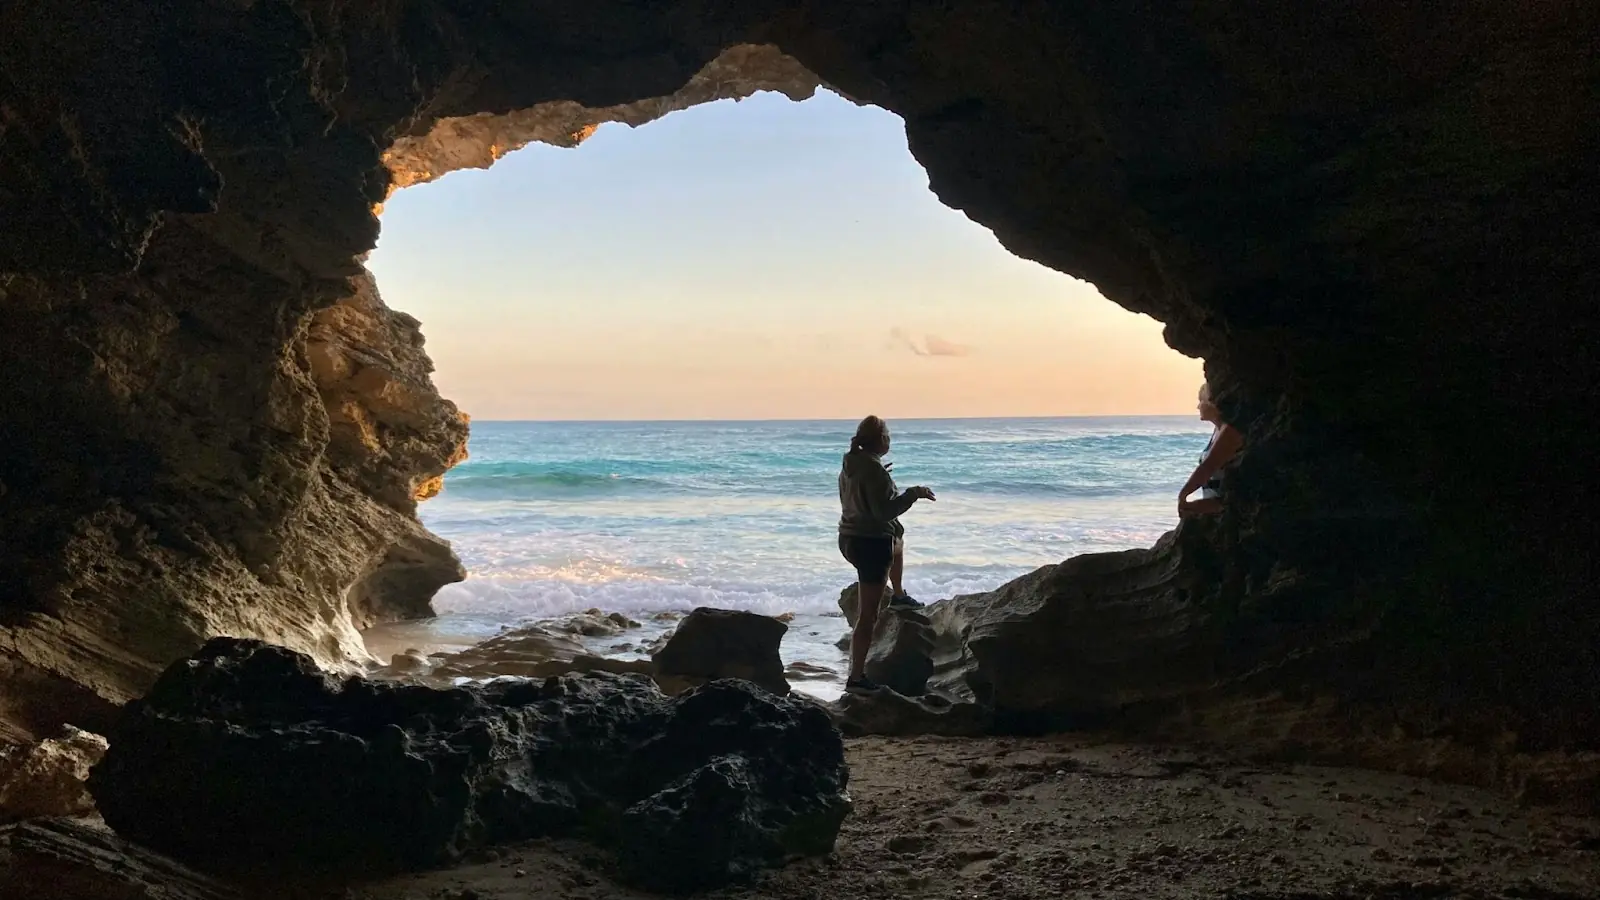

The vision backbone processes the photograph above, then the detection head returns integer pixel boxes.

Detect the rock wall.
[1,1,1596,762]
[382,43,825,196]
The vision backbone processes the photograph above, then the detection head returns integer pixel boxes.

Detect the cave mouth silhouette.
[0,5,1594,803]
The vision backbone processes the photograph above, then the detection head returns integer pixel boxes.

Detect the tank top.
[1199,428,1224,500]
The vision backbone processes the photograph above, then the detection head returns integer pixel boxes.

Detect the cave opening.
[3,9,1597,872]
[358,71,1203,690]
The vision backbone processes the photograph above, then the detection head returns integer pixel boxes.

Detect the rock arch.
[0,2,1594,778]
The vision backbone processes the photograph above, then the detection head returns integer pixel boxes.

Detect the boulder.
[0,726,108,822]
[838,584,936,696]
[651,608,789,696]
[88,638,850,889]
[922,530,1209,723]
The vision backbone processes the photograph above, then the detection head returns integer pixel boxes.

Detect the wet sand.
[322,736,1599,900]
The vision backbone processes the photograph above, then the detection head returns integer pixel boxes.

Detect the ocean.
[362,416,1210,695]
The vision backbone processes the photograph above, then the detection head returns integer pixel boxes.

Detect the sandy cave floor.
[278,736,1600,900]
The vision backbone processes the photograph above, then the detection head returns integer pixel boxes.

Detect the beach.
[334,736,1600,900]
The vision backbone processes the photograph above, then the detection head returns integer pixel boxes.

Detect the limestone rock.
[839,584,936,696]
[382,45,825,196]
[0,726,108,822]
[652,608,790,696]
[0,263,468,738]
[88,639,849,888]
[0,817,237,900]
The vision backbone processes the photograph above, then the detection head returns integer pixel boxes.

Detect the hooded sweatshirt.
[838,450,914,539]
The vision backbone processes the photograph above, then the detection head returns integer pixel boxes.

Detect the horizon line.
[467,413,1200,425]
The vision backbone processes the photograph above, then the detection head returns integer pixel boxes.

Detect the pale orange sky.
[369,90,1200,420]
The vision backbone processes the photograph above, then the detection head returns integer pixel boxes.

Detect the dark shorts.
[839,534,894,585]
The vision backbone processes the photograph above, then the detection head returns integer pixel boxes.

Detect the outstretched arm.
[862,465,932,521]
[1178,424,1244,501]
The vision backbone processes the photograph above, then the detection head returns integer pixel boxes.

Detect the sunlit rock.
[0,726,108,822]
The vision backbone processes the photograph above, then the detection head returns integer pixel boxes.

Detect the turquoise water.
[419,417,1206,620]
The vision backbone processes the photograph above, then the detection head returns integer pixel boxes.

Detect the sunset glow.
[369,90,1201,421]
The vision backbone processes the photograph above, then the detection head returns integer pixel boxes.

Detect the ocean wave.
[440,470,650,496]
[438,470,1175,502]
[932,479,1170,497]
[428,564,1038,620]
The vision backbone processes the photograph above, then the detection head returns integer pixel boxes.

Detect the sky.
[368,89,1201,421]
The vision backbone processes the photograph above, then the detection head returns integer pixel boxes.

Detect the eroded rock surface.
[88,639,849,888]
[383,44,825,195]
[0,726,107,822]
[0,262,467,739]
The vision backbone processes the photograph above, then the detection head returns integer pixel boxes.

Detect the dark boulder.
[839,584,936,696]
[88,638,849,889]
[651,607,790,696]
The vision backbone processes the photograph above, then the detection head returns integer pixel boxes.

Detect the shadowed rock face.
[1,2,1596,770]
[839,585,936,696]
[88,639,850,889]
[652,608,791,696]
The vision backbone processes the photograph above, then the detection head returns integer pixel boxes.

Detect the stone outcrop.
[839,584,937,696]
[0,726,108,822]
[89,639,851,890]
[0,2,1595,778]
[383,43,826,197]
[652,608,790,696]
[306,271,470,627]
[0,259,467,739]
[922,529,1210,720]
[0,817,238,900]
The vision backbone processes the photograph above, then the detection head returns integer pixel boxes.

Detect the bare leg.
[889,538,905,597]
[848,580,887,679]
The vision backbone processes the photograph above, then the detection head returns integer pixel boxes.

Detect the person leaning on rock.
[1178,383,1243,517]
[837,415,935,695]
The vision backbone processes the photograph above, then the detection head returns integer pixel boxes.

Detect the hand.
[911,486,937,501]
[883,462,893,473]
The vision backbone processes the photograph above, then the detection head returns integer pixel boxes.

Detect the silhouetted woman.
[1178,383,1243,517]
[838,415,935,694]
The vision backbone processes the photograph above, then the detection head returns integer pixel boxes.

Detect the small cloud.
[923,334,971,357]
[888,326,926,356]
[888,327,971,358]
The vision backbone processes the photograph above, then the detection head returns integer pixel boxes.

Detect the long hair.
[850,415,888,453]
